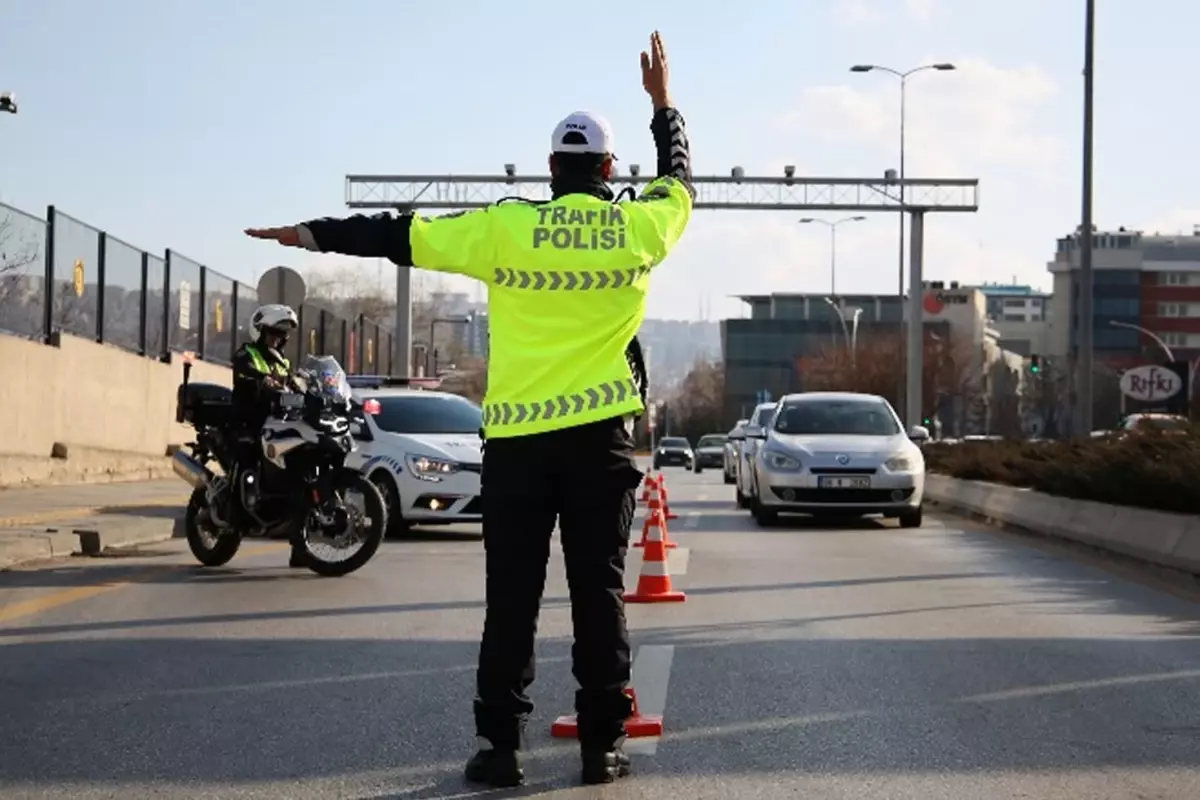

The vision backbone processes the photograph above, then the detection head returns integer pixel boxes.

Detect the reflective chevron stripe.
[482,378,640,427]
[491,266,650,291]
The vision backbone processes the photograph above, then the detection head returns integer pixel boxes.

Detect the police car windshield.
[774,399,900,437]
[368,394,482,435]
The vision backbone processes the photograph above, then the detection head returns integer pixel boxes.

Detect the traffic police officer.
[245,31,692,786]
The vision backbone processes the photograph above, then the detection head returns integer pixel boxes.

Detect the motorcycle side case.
[178,382,233,427]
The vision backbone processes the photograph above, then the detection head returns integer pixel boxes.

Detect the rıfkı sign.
[923,290,970,315]
[1118,364,1183,402]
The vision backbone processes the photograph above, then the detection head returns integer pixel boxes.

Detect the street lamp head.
[798,217,815,224]
[932,63,956,71]
[849,65,874,73]
[850,215,867,222]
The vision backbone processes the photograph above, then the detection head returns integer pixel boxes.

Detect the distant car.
[740,391,929,528]
[1119,412,1189,435]
[723,418,749,484]
[653,437,693,469]
[344,379,483,538]
[692,433,728,473]
[730,402,779,509]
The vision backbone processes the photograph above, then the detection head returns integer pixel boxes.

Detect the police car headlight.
[406,454,459,482]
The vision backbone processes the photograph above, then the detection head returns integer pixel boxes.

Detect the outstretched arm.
[246,209,497,283]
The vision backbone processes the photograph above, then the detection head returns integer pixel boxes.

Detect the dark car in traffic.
[653,436,693,469]
[692,433,728,472]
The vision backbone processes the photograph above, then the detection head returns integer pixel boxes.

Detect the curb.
[0,516,181,571]
[924,473,1200,577]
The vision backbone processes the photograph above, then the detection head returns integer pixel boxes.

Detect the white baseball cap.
[551,111,616,157]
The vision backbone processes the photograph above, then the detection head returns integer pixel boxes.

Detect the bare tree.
[797,330,981,430]
[668,357,725,442]
[0,210,46,337]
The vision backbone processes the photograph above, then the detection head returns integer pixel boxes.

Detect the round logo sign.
[923,292,944,314]
[1118,365,1183,402]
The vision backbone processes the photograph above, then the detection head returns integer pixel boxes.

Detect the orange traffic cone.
[625,509,686,603]
[658,477,679,521]
[640,473,658,503]
[550,687,664,738]
[633,492,677,549]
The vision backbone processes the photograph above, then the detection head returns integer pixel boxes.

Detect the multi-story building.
[721,292,955,423]
[969,282,1052,357]
[1047,226,1200,363]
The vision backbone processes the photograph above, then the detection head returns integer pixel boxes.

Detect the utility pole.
[1076,0,1096,435]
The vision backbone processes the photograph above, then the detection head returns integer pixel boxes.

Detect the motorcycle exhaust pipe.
[171,450,212,490]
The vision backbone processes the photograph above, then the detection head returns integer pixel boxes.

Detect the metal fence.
[0,202,393,373]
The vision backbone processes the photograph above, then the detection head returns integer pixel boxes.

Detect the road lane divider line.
[0,541,289,626]
[624,644,675,756]
[684,512,699,530]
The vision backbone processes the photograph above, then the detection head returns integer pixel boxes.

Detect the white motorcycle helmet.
[250,304,299,349]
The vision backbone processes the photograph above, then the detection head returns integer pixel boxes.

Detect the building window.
[1158,271,1193,286]
[1157,302,1200,317]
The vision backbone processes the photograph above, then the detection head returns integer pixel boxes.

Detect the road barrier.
[0,201,393,372]
[924,473,1200,575]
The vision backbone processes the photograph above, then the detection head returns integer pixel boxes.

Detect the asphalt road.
[3,467,1200,798]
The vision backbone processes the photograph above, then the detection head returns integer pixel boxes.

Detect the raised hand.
[640,31,671,110]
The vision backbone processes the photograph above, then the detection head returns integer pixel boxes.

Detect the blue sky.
[2,0,1196,320]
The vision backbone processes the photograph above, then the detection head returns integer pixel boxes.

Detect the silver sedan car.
[741,392,929,528]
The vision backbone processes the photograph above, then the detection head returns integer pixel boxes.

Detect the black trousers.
[474,415,643,751]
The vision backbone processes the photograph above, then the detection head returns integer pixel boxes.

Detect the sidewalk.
[0,480,190,569]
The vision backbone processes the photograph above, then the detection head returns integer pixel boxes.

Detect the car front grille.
[769,487,914,503]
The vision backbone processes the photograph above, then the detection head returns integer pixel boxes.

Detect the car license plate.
[818,475,871,489]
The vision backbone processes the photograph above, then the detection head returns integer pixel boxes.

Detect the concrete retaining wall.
[925,473,1200,575]
[0,332,231,459]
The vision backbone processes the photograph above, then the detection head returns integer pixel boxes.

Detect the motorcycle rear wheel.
[184,487,243,567]
[303,475,386,577]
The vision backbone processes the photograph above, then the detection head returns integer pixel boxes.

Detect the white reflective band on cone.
[644,524,664,542]
[638,559,670,576]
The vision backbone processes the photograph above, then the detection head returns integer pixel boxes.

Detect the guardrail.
[0,202,393,372]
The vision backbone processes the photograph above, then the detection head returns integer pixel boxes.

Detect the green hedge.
[922,427,1200,515]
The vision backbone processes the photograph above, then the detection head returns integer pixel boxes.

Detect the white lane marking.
[628,547,688,576]
[684,511,699,530]
[625,644,675,756]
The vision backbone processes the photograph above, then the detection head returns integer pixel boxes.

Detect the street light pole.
[1109,320,1174,362]
[798,215,866,296]
[1077,0,1097,435]
[850,62,956,425]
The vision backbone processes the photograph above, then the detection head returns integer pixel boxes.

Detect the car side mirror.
[908,425,930,443]
[744,425,767,439]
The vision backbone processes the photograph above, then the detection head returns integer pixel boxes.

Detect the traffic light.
[1029,354,1042,374]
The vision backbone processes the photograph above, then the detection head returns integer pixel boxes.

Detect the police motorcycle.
[171,353,387,577]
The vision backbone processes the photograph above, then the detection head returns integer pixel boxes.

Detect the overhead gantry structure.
[343,169,980,427]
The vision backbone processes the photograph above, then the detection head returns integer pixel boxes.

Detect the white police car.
[345,376,483,537]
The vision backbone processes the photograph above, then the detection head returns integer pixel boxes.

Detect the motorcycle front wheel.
[302,475,386,577]
[184,487,243,567]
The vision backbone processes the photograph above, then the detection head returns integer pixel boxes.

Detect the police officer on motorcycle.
[231,304,305,566]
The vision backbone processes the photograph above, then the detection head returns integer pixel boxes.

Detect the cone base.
[632,540,677,549]
[550,713,664,739]
[624,590,687,603]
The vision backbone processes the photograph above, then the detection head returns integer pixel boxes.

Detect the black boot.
[580,746,631,785]
[288,546,307,568]
[464,748,524,787]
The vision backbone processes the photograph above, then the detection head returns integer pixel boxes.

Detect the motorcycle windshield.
[304,355,352,404]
